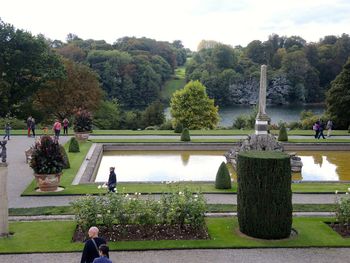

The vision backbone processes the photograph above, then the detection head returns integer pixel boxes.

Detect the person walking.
[92,244,112,263]
[313,121,320,139]
[53,119,62,140]
[326,119,334,137]
[63,118,69,135]
[26,116,32,137]
[30,118,36,137]
[317,120,326,139]
[107,167,117,193]
[3,123,11,140]
[81,226,106,263]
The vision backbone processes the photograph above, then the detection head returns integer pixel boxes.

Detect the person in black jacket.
[107,167,117,193]
[81,226,106,263]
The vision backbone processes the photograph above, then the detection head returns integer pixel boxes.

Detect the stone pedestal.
[0,162,9,237]
[255,119,269,135]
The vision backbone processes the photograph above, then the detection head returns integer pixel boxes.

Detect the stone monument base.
[255,120,269,135]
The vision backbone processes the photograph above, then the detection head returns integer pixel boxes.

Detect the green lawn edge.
[1,217,350,253]
[2,129,349,136]
[9,204,338,216]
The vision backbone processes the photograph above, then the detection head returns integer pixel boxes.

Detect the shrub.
[237,151,292,239]
[215,162,232,189]
[74,109,93,132]
[71,189,207,230]
[288,121,301,130]
[145,126,158,130]
[159,119,173,130]
[0,117,26,129]
[232,115,247,129]
[71,195,99,231]
[335,189,350,226]
[59,145,70,169]
[181,128,191,141]
[174,122,183,133]
[348,125,350,133]
[278,124,288,142]
[68,137,80,152]
[30,135,65,174]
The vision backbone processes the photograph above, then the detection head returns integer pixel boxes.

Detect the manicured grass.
[1,217,350,253]
[291,183,350,193]
[9,206,73,216]
[288,139,350,143]
[207,204,337,213]
[9,204,337,216]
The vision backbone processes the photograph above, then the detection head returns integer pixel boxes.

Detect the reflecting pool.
[95,151,226,182]
[95,150,350,183]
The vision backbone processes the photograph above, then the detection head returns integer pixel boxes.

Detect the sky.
[1,0,350,50]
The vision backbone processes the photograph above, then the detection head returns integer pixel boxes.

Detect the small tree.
[278,124,288,141]
[181,128,191,141]
[170,80,219,129]
[215,162,232,189]
[68,137,80,153]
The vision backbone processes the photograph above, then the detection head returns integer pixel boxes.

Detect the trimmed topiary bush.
[60,145,70,169]
[174,123,183,133]
[278,125,288,141]
[237,151,292,239]
[215,162,232,189]
[181,128,190,141]
[68,137,80,152]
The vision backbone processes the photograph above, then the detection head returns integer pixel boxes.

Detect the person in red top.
[53,119,62,140]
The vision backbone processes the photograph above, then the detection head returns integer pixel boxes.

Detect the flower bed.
[71,189,208,242]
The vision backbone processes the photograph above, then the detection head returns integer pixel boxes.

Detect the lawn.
[0,217,349,253]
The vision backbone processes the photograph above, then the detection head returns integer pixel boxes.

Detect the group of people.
[81,226,112,263]
[24,116,70,139]
[313,119,333,139]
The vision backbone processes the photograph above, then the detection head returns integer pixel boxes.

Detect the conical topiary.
[215,162,232,189]
[60,145,70,169]
[68,137,80,152]
[174,123,183,133]
[180,128,190,141]
[278,125,288,142]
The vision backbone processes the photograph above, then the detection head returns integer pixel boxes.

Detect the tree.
[34,59,103,120]
[93,100,122,129]
[326,58,350,129]
[141,101,165,128]
[170,80,219,129]
[0,19,64,117]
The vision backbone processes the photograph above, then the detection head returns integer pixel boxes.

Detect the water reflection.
[95,151,350,183]
[95,151,226,182]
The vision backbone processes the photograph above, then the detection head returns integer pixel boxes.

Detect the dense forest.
[188,35,350,106]
[1,18,349,128]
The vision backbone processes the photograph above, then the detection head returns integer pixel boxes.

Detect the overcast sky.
[1,0,349,50]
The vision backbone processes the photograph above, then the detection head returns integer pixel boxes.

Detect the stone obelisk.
[255,65,270,135]
[0,141,8,237]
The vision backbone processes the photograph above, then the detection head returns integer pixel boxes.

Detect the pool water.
[95,150,350,183]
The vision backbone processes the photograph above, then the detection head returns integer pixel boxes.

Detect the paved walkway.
[1,248,350,263]
[4,135,345,208]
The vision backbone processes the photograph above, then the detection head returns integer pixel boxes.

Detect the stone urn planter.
[29,136,65,192]
[34,173,61,192]
[73,109,93,141]
[74,131,90,141]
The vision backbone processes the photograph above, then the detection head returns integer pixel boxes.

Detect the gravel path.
[1,248,350,263]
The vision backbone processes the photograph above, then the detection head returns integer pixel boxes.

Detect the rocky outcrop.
[227,74,291,105]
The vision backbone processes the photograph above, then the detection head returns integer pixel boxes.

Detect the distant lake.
[165,104,325,127]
